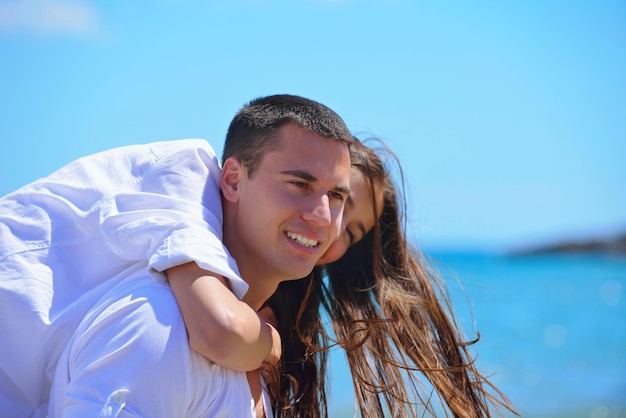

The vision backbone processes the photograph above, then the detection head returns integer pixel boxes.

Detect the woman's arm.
[166,262,281,371]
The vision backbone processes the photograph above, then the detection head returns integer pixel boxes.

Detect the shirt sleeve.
[98,140,248,300]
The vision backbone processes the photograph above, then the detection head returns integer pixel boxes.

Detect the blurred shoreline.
[511,231,626,257]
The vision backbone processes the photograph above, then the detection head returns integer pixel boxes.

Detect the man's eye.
[328,191,346,201]
[291,181,308,189]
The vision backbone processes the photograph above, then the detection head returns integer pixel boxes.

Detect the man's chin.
[286,264,317,281]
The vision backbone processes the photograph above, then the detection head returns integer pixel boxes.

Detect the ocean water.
[326,252,626,417]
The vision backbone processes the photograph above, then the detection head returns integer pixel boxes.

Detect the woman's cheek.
[317,240,348,265]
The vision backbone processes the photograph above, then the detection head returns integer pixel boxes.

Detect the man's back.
[48,270,265,418]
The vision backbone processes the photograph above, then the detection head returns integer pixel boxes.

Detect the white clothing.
[0,140,248,417]
[48,271,270,418]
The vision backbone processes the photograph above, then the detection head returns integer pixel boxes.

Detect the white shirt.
[0,139,249,417]
[49,270,271,418]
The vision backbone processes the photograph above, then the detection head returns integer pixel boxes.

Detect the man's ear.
[221,157,244,203]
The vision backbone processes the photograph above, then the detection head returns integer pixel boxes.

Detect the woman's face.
[316,168,384,265]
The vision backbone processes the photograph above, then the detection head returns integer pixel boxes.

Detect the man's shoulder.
[87,272,183,333]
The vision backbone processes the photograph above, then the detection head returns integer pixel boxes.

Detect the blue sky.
[1,0,625,252]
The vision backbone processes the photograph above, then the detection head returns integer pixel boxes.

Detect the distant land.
[513,232,626,256]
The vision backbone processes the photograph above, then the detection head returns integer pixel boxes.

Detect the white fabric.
[0,139,249,417]
[48,271,264,418]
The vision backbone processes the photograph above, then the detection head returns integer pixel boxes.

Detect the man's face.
[223,123,351,284]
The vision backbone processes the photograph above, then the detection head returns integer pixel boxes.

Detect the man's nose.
[302,194,332,226]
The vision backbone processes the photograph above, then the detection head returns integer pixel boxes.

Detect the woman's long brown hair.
[266,138,517,417]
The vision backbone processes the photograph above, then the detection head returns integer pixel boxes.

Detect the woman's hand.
[257,306,281,389]
[258,306,281,366]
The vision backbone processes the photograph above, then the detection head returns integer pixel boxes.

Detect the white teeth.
[287,232,318,248]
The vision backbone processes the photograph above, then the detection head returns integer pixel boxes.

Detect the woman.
[266,137,516,417]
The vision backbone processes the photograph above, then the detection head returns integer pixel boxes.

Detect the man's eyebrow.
[281,170,317,182]
[281,170,350,196]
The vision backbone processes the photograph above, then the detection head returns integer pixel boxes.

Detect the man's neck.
[240,279,279,311]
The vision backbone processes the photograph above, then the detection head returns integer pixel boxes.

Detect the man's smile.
[286,232,319,248]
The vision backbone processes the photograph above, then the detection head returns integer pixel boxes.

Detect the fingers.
[258,306,278,328]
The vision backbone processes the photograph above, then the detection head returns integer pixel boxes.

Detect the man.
[0,95,353,417]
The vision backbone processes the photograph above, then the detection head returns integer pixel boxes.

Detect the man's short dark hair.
[222,94,353,177]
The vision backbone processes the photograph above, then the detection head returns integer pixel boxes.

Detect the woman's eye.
[346,228,355,245]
